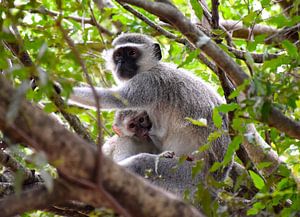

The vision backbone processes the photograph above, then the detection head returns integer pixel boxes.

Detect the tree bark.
[0,75,204,217]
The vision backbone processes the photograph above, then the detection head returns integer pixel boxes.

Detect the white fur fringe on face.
[102,43,160,84]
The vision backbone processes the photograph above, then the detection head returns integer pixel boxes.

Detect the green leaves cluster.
[0,0,300,216]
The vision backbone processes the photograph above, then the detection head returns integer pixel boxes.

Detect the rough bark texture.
[117,0,300,141]
[0,75,204,217]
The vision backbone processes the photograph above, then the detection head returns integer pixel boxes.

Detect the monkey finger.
[159,151,175,158]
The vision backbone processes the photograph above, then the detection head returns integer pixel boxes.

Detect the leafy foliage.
[0,0,299,216]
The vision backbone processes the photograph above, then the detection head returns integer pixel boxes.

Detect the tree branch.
[56,19,132,217]
[0,180,68,217]
[115,0,218,76]
[117,0,300,141]
[3,29,95,144]
[28,6,113,36]
[211,0,220,29]
[0,75,205,217]
[274,0,299,16]
[0,150,35,182]
[226,46,280,63]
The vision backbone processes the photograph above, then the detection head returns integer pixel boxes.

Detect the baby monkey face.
[113,110,152,138]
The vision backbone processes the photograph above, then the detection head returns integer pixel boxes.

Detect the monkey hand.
[159,151,175,158]
[112,125,123,137]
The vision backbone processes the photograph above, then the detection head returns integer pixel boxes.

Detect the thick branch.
[0,150,34,182]
[274,0,299,16]
[221,20,277,39]
[115,1,218,76]
[0,181,68,217]
[211,0,220,29]
[117,0,300,140]
[243,124,281,175]
[0,76,204,217]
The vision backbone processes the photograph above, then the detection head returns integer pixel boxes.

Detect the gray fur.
[119,153,218,207]
[102,135,158,162]
[102,110,159,162]
[71,33,232,180]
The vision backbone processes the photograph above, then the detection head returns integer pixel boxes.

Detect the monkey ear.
[153,43,162,60]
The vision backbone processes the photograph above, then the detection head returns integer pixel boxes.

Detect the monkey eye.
[139,117,144,123]
[114,51,121,58]
[128,49,137,56]
[129,123,135,129]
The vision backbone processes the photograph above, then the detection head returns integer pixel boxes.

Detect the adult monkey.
[70,33,231,180]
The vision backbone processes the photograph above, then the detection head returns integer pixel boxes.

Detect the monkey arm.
[69,87,128,109]
[70,75,158,109]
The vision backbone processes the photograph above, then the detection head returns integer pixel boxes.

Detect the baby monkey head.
[106,33,162,82]
[113,110,152,138]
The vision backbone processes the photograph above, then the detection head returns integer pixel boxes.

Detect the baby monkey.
[113,110,152,138]
[102,110,159,162]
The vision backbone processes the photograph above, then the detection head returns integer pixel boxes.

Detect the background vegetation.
[0,0,299,216]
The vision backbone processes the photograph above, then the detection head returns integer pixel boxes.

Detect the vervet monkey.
[70,33,231,180]
[102,110,158,162]
[112,110,152,138]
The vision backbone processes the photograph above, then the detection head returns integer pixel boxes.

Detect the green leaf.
[185,117,207,127]
[257,162,273,170]
[261,100,271,122]
[210,161,222,172]
[247,207,259,215]
[260,0,271,7]
[223,135,242,165]
[228,79,250,99]
[189,0,203,21]
[247,202,265,215]
[192,160,203,178]
[249,170,265,190]
[282,40,298,59]
[178,49,200,68]
[43,103,57,113]
[232,118,247,133]
[213,108,222,128]
[277,164,291,177]
[217,103,239,113]
[243,11,257,26]
[207,130,222,142]
[198,143,210,153]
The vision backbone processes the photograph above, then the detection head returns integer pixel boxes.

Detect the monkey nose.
[115,62,122,72]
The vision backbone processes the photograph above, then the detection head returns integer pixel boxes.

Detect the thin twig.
[198,0,235,47]
[88,3,107,49]
[56,19,103,153]
[247,9,264,41]
[56,19,131,217]
[3,28,94,144]
[265,23,300,44]
[28,6,113,36]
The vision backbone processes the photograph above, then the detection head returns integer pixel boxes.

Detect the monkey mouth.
[141,131,150,138]
[117,70,137,80]
[135,130,150,139]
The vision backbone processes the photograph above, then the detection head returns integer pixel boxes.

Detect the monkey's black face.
[113,46,141,80]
